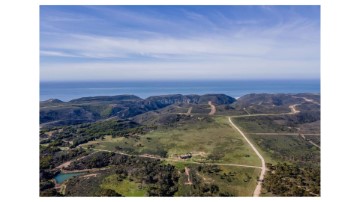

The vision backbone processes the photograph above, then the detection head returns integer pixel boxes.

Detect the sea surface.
[40,80,320,101]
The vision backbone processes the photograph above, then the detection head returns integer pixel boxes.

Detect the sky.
[40,6,320,81]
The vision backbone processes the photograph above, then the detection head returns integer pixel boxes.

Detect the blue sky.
[40,6,320,81]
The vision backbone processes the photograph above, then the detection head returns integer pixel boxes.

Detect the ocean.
[40,80,320,101]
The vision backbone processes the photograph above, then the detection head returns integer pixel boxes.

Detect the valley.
[40,93,320,197]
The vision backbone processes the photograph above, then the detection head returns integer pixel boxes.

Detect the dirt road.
[186,107,193,115]
[300,134,320,149]
[208,101,216,115]
[289,104,300,114]
[228,117,266,197]
[184,167,192,185]
[243,108,251,115]
[293,96,320,105]
[55,151,99,170]
[93,148,262,169]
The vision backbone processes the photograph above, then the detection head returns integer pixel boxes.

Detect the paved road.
[228,117,266,197]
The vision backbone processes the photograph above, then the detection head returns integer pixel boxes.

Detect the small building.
[179,153,192,159]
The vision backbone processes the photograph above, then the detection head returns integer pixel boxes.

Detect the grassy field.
[100,174,147,196]
[232,116,297,133]
[232,116,320,165]
[173,163,260,196]
[80,116,261,167]
[251,135,320,165]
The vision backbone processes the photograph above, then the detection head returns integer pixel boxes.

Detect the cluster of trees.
[66,152,114,170]
[111,155,179,196]
[40,145,61,169]
[197,165,222,174]
[176,165,224,196]
[69,120,150,147]
[41,119,152,149]
[40,146,87,170]
[263,163,320,196]
[39,169,60,196]
[66,153,180,196]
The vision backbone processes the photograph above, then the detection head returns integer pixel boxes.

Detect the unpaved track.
[186,107,193,115]
[184,167,192,185]
[55,151,99,170]
[208,101,216,115]
[243,108,251,115]
[228,117,266,197]
[300,134,321,149]
[93,149,262,169]
[230,104,301,118]
[289,104,300,114]
[293,96,320,105]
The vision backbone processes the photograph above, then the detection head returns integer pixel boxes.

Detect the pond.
[54,172,86,184]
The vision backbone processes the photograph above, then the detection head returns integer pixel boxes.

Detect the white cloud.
[41,20,319,61]
[40,7,320,81]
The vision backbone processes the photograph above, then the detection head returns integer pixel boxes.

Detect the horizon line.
[40,78,321,83]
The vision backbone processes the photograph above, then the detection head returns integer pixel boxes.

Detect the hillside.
[40,93,320,197]
[40,94,237,127]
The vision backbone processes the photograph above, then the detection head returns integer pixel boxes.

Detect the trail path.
[289,104,300,114]
[293,96,320,105]
[184,167,193,185]
[228,117,266,197]
[300,134,321,149]
[230,103,301,118]
[208,101,216,115]
[55,151,99,170]
[186,107,193,115]
[92,149,262,169]
[243,108,251,115]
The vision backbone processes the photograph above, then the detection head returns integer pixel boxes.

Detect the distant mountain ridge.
[40,94,236,127]
[40,93,319,128]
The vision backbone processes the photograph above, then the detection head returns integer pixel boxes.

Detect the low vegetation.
[39,93,320,197]
[263,163,320,196]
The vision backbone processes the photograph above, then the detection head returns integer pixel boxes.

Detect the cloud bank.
[40,6,320,81]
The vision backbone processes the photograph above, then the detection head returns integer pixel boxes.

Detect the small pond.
[54,172,86,184]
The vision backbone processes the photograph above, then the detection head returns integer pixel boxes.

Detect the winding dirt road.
[289,104,300,114]
[184,167,193,185]
[228,117,266,197]
[186,107,193,115]
[208,101,216,115]
[293,96,320,105]
[55,151,99,170]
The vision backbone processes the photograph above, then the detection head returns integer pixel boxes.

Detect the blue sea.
[40,80,320,101]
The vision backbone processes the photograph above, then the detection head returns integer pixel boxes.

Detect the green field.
[232,116,297,133]
[173,163,260,196]
[80,116,261,167]
[100,174,147,196]
[232,117,320,166]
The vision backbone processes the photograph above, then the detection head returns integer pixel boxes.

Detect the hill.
[40,94,237,127]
